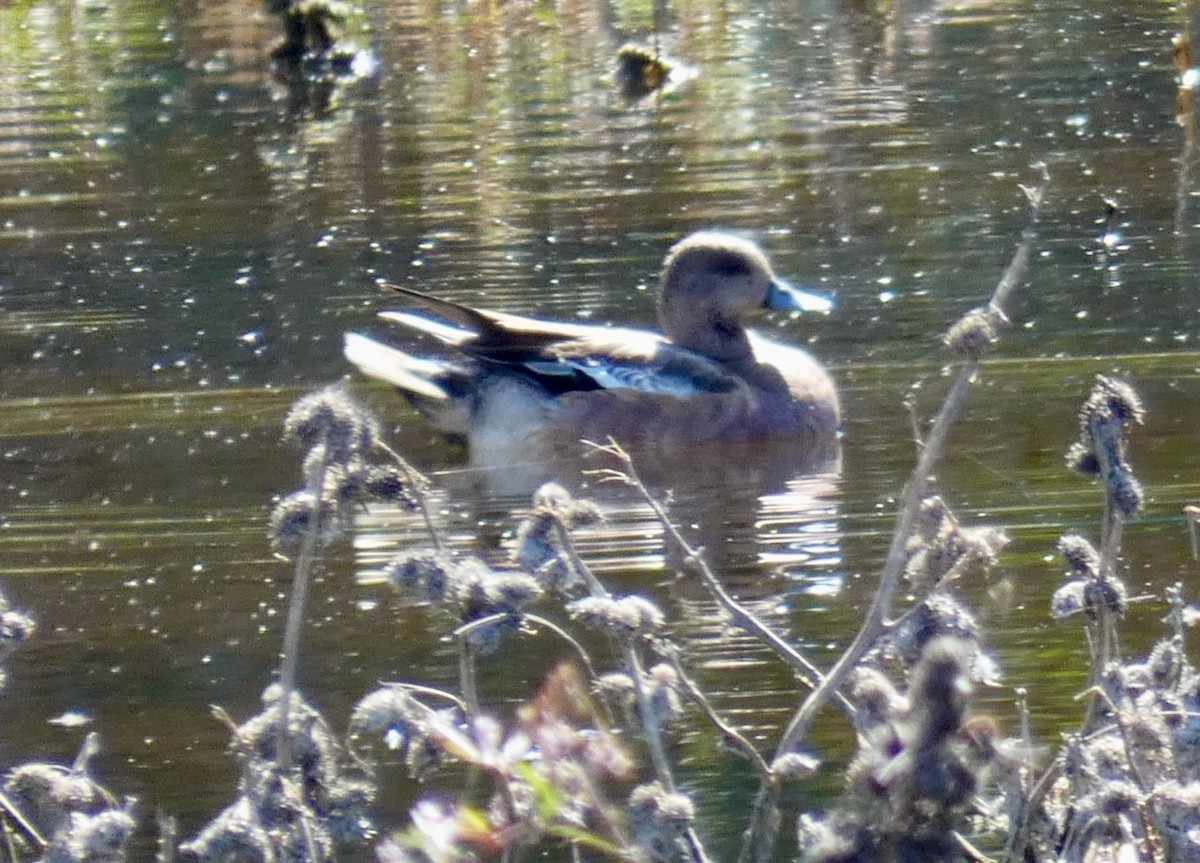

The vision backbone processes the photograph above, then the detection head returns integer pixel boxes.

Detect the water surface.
[2,0,1200,855]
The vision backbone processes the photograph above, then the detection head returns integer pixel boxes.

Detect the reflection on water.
[4,0,1200,852]
[353,435,843,601]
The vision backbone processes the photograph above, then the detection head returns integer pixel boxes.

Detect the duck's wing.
[541,335,744,397]
[379,282,599,358]
[376,283,744,397]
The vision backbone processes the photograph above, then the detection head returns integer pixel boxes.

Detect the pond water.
[2,0,1200,856]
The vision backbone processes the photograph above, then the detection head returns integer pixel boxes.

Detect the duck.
[343,232,840,457]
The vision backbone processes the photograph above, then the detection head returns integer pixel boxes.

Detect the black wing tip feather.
[375,280,498,335]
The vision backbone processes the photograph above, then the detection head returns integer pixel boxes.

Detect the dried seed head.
[594,672,637,706]
[772,752,820,779]
[511,485,602,593]
[1081,735,1129,781]
[322,458,371,509]
[944,307,999,359]
[48,806,137,863]
[446,561,543,653]
[903,497,1006,589]
[566,595,665,637]
[1090,575,1128,619]
[268,491,339,549]
[283,386,379,460]
[1051,575,1126,621]
[1051,580,1087,620]
[1065,440,1101,477]
[887,592,979,667]
[1082,376,1144,427]
[3,762,111,838]
[363,465,419,508]
[323,776,377,846]
[349,687,428,737]
[629,781,695,860]
[912,496,953,542]
[1153,781,1200,840]
[644,663,683,726]
[512,515,581,592]
[532,482,603,528]
[1058,534,1100,579]
[453,563,543,617]
[1147,639,1186,689]
[850,667,907,733]
[905,636,974,747]
[237,687,340,796]
[1067,377,1145,519]
[1087,780,1143,820]
[384,549,453,603]
[180,796,271,863]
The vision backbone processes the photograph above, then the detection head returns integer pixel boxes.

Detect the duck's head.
[657,232,831,360]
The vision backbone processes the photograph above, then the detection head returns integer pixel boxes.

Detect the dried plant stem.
[376,439,445,552]
[551,521,610,597]
[663,650,771,779]
[773,371,976,745]
[1185,505,1200,560]
[585,441,831,696]
[882,551,978,634]
[276,443,328,773]
[384,681,469,713]
[954,832,996,863]
[1008,755,1065,860]
[0,788,46,850]
[458,637,480,715]
[1103,702,1168,863]
[454,612,604,690]
[544,508,674,778]
[626,642,673,785]
[2,818,20,863]
[545,488,711,863]
[1081,418,1128,733]
[1002,688,1038,861]
[739,165,1049,863]
[156,812,177,863]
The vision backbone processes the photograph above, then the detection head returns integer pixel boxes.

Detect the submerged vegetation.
[3,166,1199,863]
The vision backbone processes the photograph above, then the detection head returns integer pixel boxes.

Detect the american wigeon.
[343,232,840,455]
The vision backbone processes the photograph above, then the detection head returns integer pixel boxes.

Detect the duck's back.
[530,333,837,448]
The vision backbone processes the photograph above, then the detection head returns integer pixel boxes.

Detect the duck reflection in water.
[345,232,843,601]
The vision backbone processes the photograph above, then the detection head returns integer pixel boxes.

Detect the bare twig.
[276,443,328,773]
[541,481,711,863]
[662,648,771,779]
[382,681,466,709]
[458,637,480,715]
[1185,505,1200,560]
[376,439,445,553]
[881,550,980,633]
[583,439,836,699]
[739,165,1049,863]
[453,612,604,691]
[156,811,178,863]
[550,520,610,597]
[954,831,997,863]
[0,788,47,850]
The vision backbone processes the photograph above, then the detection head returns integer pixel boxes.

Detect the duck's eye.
[709,254,752,279]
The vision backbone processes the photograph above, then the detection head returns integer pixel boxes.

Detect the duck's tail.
[343,332,452,402]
